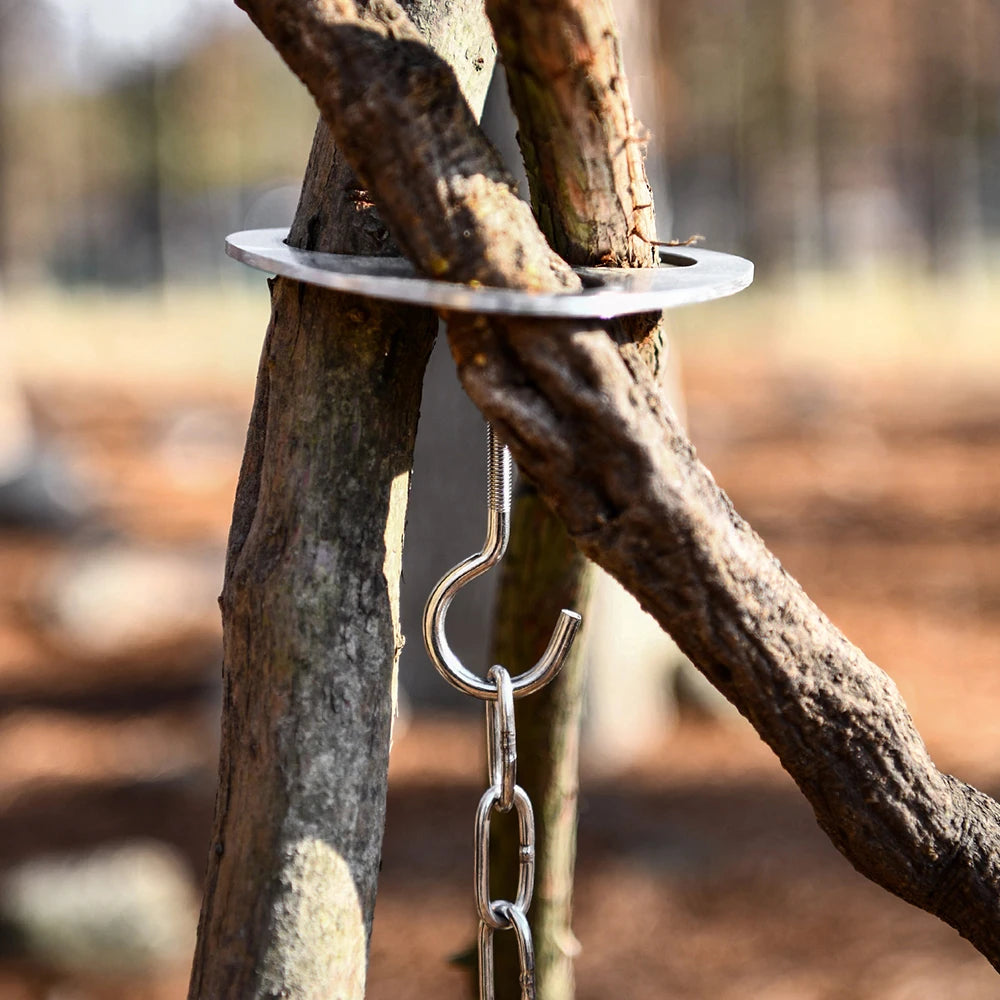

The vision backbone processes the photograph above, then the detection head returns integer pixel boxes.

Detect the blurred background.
[1,1,999,997]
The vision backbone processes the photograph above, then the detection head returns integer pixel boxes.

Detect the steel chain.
[423,429,580,1000]
[474,665,537,999]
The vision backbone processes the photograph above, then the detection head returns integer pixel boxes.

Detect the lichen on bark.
[188,3,495,998]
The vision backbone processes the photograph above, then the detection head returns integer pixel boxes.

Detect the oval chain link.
[474,784,535,929]
[478,901,536,1000]
[474,666,538,998]
[486,665,517,811]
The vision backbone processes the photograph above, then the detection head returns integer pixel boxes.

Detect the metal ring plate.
[225,228,753,319]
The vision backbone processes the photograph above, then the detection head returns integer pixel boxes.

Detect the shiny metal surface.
[422,429,575,999]
[226,227,753,318]
[479,903,536,1000]
[422,425,581,700]
[486,666,517,812]
[475,784,535,930]
[420,418,582,997]
[474,667,537,999]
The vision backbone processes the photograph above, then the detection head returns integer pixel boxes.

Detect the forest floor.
[1,280,999,999]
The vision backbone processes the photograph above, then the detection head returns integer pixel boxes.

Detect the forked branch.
[237,0,1000,973]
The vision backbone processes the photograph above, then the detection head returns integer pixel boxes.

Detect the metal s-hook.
[422,424,582,700]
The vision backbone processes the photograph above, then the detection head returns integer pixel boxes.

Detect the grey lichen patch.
[259,839,366,1000]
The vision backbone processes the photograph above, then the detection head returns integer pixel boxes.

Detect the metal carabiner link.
[486,666,517,811]
[478,902,536,1000]
[422,424,581,700]
[475,783,535,930]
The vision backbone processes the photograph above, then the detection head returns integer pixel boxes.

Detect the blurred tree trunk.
[130,63,166,286]
[186,4,494,998]
[783,0,822,269]
[919,0,982,270]
[0,0,15,280]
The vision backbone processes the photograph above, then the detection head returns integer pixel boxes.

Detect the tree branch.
[449,313,1000,965]
[237,0,1000,974]
[487,0,657,268]
[236,0,574,292]
[189,3,495,997]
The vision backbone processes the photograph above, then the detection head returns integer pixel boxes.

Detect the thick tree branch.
[487,0,657,268]
[237,0,574,292]
[189,3,494,998]
[449,314,1000,965]
[487,0,667,366]
[239,0,1000,975]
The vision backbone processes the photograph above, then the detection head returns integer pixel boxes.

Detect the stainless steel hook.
[422,424,582,700]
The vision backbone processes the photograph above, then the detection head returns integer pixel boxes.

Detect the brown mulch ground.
[1,347,999,999]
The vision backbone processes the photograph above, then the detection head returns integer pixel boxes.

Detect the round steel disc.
[225,228,753,319]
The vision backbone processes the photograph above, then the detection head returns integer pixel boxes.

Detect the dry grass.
[672,264,1000,376]
[4,263,1000,394]
[3,284,270,391]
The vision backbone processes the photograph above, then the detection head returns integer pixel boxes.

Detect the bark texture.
[234,0,1000,974]
[449,316,1000,972]
[488,0,657,269]
[188,3,494,998]
[235,0,576,293]
[483,2,667,995]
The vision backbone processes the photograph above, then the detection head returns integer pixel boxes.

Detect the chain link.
[479,900,536,1000]
[475,666,537,998]
[486,665,517,812]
